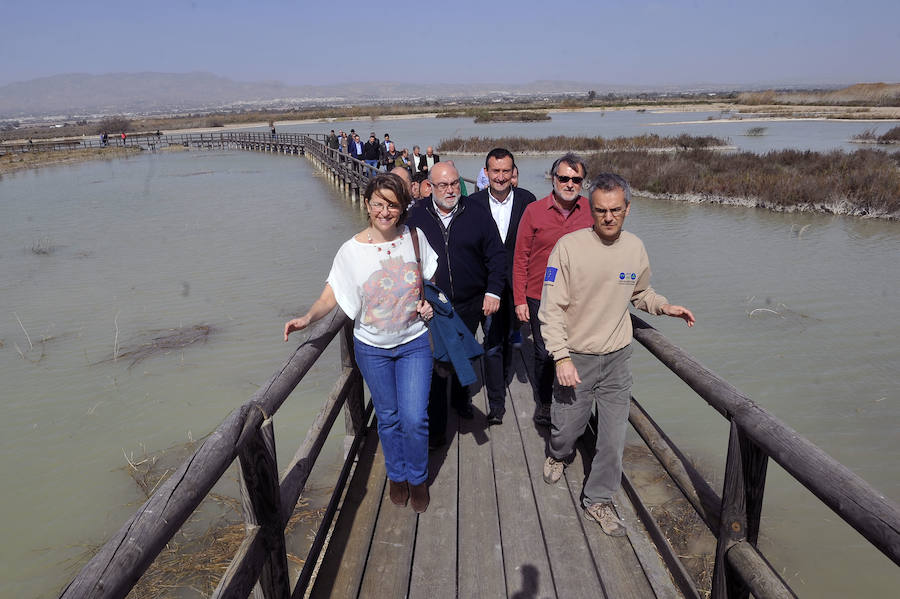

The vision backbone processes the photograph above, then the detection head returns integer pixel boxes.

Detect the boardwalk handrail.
[60,308,361,599]
[628,314,900,597]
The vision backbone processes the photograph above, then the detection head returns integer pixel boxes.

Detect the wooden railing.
[59,309,368,599]
[626,314,900,598]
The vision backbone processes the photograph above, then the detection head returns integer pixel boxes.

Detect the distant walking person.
[284,174,438,513]
[326,129,339,152]
[420,146,439,173]
[539,173,695,536]
[363,133,381,174]
[513,153,594,426]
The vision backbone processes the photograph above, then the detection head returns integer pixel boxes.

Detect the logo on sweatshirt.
[544,267,558,283]
[618,272,637,285]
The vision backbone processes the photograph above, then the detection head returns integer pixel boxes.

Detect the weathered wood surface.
[311,348,684,598]
[409,410,458,599]
[631,314,900,565]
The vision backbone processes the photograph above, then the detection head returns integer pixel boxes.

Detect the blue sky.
[2,0,898,87]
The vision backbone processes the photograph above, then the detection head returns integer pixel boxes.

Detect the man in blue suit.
[466,149,537,424]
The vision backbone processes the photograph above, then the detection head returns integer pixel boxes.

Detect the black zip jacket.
[407,197,507,305]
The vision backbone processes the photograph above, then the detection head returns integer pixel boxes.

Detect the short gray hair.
[587,173,632,206]
[550,152,587,178]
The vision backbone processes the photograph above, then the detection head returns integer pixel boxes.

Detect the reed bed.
[587,148,900,218]
[473,111,551,123]
[438,133,729,154]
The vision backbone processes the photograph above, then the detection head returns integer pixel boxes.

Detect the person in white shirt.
[284,174,438,513]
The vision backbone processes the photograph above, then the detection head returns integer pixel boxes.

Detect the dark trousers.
[483,288,515,414]
[527,296,554,406]
[428,296,483,441]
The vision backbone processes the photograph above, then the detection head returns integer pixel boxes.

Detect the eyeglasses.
[592,207,625,217]
[555,175,584,184]
[434,181,460,191]
[368,201,401,214]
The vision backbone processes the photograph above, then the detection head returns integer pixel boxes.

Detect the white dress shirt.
[488,188,515,243]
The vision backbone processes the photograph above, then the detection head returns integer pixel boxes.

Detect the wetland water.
[1,111,898,597]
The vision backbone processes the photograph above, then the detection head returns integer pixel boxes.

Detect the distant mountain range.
[0,72,843,119]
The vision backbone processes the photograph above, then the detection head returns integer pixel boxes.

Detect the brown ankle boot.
[389,480,409,506]
[409,482,430,513]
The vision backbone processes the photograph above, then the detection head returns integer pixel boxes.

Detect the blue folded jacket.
[424,281,483,387]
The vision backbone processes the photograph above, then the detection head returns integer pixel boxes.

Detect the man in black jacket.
[407,162,506,447]
[362,133,381,172]
[419,146,440,173]
[466,149,537,424]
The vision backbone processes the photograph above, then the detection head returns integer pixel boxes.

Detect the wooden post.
[340,323,365,458]
[225,418,291,599]
[712,421,769,599]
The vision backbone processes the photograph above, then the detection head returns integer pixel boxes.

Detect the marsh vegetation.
[585,147,900,218]
[438,133,729,153]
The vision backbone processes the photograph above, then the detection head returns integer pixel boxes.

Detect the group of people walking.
[284,142,694,532]
[326,129,440,177]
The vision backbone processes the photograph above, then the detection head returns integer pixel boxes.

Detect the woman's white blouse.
[327,226,438,348]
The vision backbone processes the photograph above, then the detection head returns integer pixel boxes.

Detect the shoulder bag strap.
[409,227,425,301]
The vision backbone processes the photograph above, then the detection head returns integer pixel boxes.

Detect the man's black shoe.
[487,409,503,426]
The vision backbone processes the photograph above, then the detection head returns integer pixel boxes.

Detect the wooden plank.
[505,360,600,599]
[409,410,459,599]
[612,484,685,599]
[309,428,385,599]
[357,473,419,597]
[619,476,700,599]
[457,378,506,598]
[565,437,655,599]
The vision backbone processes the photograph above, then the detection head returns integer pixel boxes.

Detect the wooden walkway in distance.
[309,344,684,599]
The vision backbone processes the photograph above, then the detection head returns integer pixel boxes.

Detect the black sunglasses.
[555,175,584,184]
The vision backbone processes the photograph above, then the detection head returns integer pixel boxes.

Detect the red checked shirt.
[512,193,594,305]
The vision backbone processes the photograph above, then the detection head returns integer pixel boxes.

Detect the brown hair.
[363,173,412,225]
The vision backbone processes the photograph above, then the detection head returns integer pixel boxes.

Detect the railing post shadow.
[712,420,769,599]
[341,323,366,458]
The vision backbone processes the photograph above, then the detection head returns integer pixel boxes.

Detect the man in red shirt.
[512,153,594,426]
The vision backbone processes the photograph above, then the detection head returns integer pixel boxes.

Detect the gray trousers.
[549,345,632,507]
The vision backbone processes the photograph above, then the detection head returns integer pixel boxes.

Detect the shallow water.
[1,114,898,597]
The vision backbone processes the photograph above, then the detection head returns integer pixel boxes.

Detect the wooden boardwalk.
[310,345,684,599]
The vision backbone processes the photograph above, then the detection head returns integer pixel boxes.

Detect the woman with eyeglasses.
[284,174,438,513]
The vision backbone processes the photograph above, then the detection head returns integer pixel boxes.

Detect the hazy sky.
[2,0,898,88]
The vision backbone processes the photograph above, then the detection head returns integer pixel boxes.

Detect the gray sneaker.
[542,456,565,484]
[533,403,551,427]
[584,502,627,537]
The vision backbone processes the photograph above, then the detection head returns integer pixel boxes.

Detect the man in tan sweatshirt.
[538,173,695,536]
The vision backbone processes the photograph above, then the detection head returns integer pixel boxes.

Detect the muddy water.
[1,116,898,596]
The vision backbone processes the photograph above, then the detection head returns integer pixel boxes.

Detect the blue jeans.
[354,333,433,485]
